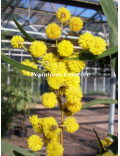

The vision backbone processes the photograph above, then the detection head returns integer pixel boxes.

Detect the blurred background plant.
[1,63,40,137]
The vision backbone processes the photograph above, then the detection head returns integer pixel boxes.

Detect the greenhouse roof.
[1,0,118,42]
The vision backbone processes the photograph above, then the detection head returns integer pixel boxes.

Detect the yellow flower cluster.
[47,141,64,156]
[21,59,37,77]
[28,115,63,155]
[29,41,47,57]
[64,117,79,133]
[69,17,83,32]
[11,35,24,48]
[42,53,59,71]
[47,62,67,90]
[42,92,58,108]
[56,7,71,23]
[57,40,73,57]
[46,23,61,39]
[28,135,43,151]
[78,32,107,55]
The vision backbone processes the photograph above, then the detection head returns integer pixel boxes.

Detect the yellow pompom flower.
[63,104,74,116]
[47,76,64,90]
[64,117,79,133]
[65,86,83,103]
[69,17,83,32]
[66,101,82,113]
[67,54,86,73]
[42,117,61,139]
[47,141,64,156]
[64,73,80,87]
[56,7,71,23]
[29,115,43,134]
[42,92,58,108]
[100,151,117,156]
[89,37,107,55]
[42,53,59,71]
[29,41,47,57]
[21,59,37,77]
[46,23,61,39]
[29,115,39,125]
[11,35,24,48]
[78,32,94,49]
[57,40,73,57]
[47,62,67,89]
[27,135,43,151]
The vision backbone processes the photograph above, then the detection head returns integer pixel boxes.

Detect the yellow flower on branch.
[47,141,64,156]
[64,117,79,133]
[21,59,37,77]
[78,32,94,49]
[42,53,59,71]
[42,117,61,139]
[42,92,58,108]
[69,17,83,32]
[56,7,71,23]
[67,54,86,73]
[57,40,73,57]
[29,41,47,57]
[46,23,61,39]
[89,36,107,55]
[11,35,24,48]
[65,86,83,103]
[27,135,43,151]
[66,101,82,113]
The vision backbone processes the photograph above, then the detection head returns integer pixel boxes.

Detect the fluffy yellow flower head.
[64,117,79,133]
[66,101,82,113]
[63,104,74,116]
[21,59,37,77]
[78,32,94,49]
[65,86,83,103]
[89,37,107,55]
[56,7,71,23]
[47,62,67,89]
[29,115,43,134]
[67,54,86,73]
[42,53,59,71]
[29,41,47,57]
[42,92,58,108]
[57,40,73,57]
[46,23,61,39]
[47,141,64,156]
[70,17,83,32]
[11,35,24,48]
[42,117,61,139]
[64,73,80,87]
[27,135,43,151]
[29,115,39,125]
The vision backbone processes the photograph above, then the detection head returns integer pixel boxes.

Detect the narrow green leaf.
[1,140,41,156]
[82,98,117,109]
[13,18,35,42]
[100,0,118,31]
[108,134,118,141]
[1,54,46,73]
[100,0,118,77]
[93,128,104,152]
[68,46,118,60]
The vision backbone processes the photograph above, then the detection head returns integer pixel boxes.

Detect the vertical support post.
[108,66,116,134]
[94,68,97,93]
[103,74,106,93]
[80,70,84,92]
[84,67,87,94]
